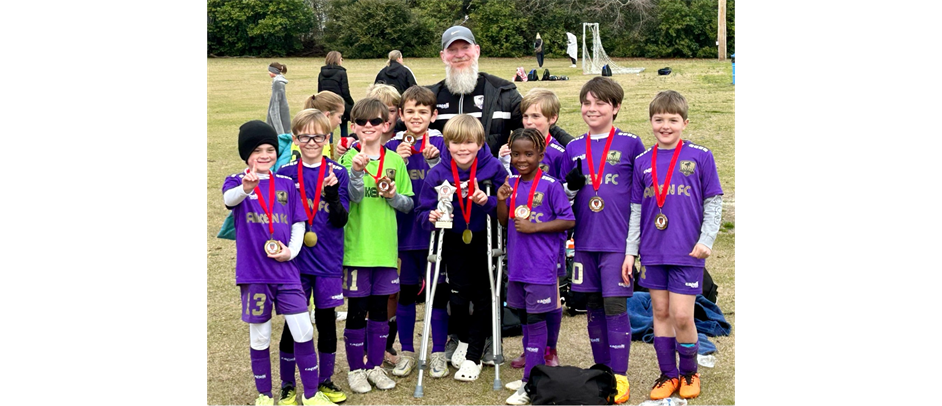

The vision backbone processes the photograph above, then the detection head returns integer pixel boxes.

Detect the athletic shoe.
[482,337,496,365]
[347,369,372,394]
[451,341,469,368]
[505,386,530,405]
[255,393,274,406]
[614,374,630,404]
[366,366,396,390]
[279,385,298,405]
[505,379,523,391]
[510,353,526,369]
[301,391,336,406]
[317,381,347,404]
[454,360,482,382]
[543,347,559,367]
[429,352,449,378]
[570,64,577,68]
[444,335,459,360]
[392,351,416,376]
[679,373,700,399]
[384,349,399,367]
[649,374,680,400]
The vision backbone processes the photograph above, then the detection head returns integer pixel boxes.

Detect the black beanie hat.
[238,120,279,163]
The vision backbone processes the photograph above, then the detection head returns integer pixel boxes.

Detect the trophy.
[434,180,455,229]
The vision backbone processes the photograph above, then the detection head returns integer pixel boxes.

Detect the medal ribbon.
[651,140,684,209]
[544,133,553,151]
[364,147,386,185]
[297,158,328,227]
[509,168,542,220]
[253,170,276,236]
[450,157,478,228]
[584,126,616,193]
[410,132,428,155]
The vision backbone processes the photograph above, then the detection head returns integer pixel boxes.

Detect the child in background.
[416,114,509,383]
[295,91,346,161]
[496,128,575,405]
[561,76,646,404]
[221,120,333,405]
[338,98,414,394]
[275,109,350,405]
[337,84,403,158]
[267,62,291,135]
[383,86,450,378]
[625,90,723,400]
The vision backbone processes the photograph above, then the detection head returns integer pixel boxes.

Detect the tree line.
[208,0,734,59]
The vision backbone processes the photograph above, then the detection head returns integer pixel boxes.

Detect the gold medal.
[304,231,318,247]
[403,134,416,145]
[264,239,282,255]
[514,205,531,220]
[377,176,392,193]
[589,196,605,212]
[462,229,472,244]
[655,213,669,230]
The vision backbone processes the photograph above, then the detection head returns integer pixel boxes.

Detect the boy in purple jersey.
[496,128,575,405]
[500,89,570,370]
[221,120,335,406]
[383,86,453,379]
[338,98,414,394]
[559,77,645,404]
[274,110,350,405]
[416,114,509,383]
[624,91,723,401]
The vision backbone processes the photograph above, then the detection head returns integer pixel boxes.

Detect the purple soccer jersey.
[630,141,723,267]
[276,158,349,277]
[505,174,574,285]
[223,172,308,284]
[416,147,509,234]
[509,138,569,182]
[561,128,645,252]
[385,130,447,250]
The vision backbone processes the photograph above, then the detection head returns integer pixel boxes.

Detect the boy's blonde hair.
[291,109,331,136]
[520,88,560,123]
[443,114,485,147]
[350,98,390,122]
[648,90,689,120]
[365,83,401,108]
[579,76,624,120]
[387,50,402,66]
[304,91,345,114]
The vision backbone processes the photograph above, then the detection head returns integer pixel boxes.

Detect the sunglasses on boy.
[297,134,329,144]
[354,118,385,127]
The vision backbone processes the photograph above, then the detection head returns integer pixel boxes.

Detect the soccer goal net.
[582,23,644,75]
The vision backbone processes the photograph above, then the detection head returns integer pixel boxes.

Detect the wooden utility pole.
[718,0,727,60]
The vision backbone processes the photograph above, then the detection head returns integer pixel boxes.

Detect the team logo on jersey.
[532,192,544,207]
[607,150,621,165]
[473,95,484,110]
[276,190,288,205]
[539,163,550,173]
[385,168,396,179]
[680,160,696,176]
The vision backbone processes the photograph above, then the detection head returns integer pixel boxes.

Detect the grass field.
[207,56,735,405]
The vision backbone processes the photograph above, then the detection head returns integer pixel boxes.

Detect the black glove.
[565,157,586,191]
[323,182,340,204]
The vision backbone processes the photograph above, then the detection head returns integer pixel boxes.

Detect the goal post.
[582,23,645,75]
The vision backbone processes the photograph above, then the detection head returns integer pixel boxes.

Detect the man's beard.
[444,59,479,95]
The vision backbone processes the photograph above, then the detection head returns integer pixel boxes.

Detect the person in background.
[268,62,291,135]
[374,50,418,96]
[534,33,544,68]
[318,51,356,140]
[566,32,578,67]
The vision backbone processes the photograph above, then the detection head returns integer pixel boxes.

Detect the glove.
[323,182,340,203]
[565,157,586,191]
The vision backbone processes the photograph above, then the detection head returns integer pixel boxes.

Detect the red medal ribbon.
[410,132,428,155]
[509,168,542,220]
[253,170,276,236]
[651,140,684,209]
[584,126,617,193]
[450,157,478,228]
[364,147,386,185]
[544,133,553,150]
[297,158,328,227]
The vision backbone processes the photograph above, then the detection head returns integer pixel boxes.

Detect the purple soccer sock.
[524,321,548,382]
[293,340,320,399]
[546,307,562,349]
[250,348,273,397]
[654,336,679,378]
[677,340,699,375]
[432,308,449,352]
[343,328,366,371]
[366,320,388,369]
[605,313,631,375]
[587,308,610,365]
[397,303,416,352]
[279,351,296,387]
[319,352,336,385]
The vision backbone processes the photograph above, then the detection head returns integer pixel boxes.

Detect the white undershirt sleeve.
[223,185,251,207]
[288,221,304,261]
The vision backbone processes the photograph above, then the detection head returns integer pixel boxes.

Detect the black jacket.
[317,65,356,121]
[374,61,418,95]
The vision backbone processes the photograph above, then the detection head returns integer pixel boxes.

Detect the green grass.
[207,56,735,405]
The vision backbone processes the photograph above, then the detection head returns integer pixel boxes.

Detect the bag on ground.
[525,363,617,405]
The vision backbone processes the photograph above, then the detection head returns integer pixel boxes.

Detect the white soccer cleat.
[366,366,396,390]
[346,369,372,394]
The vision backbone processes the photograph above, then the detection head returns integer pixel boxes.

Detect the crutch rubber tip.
[493,379,502,390]
[414,386,424,398]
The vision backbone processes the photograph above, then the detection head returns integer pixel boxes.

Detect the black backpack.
[601,64,612,76]
[525,363,617,405]
[542,69,551,81]
[527,69,539,81]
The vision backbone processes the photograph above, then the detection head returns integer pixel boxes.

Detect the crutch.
[414,225,447,397]
[482,179,505,390]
